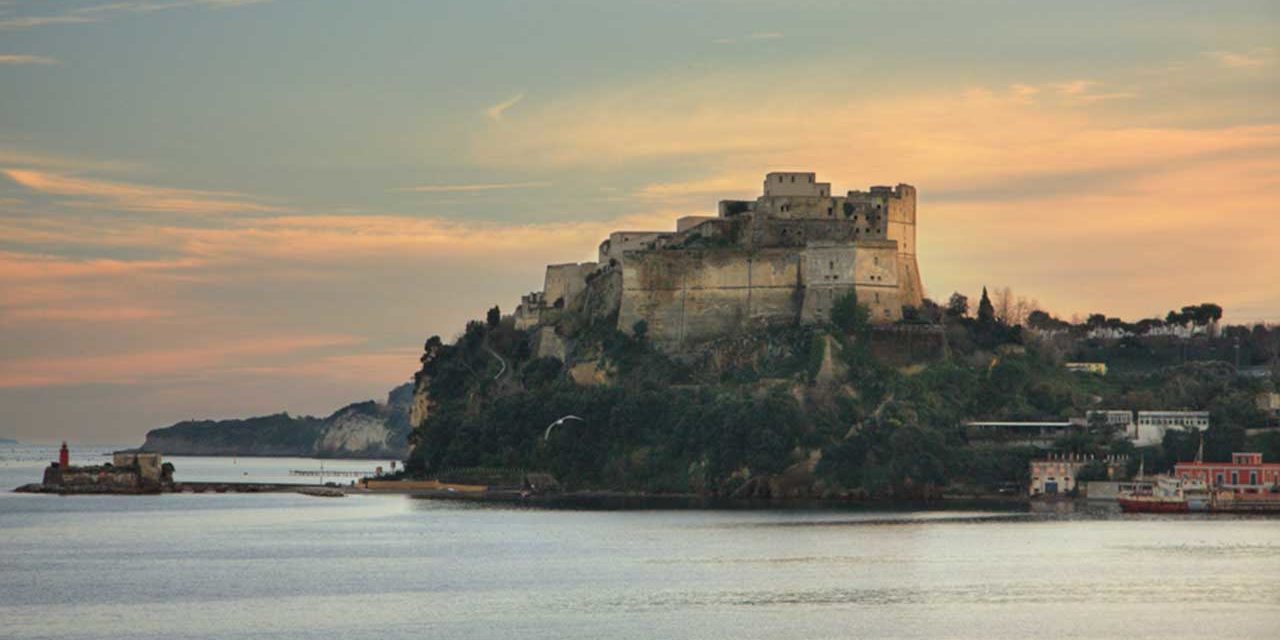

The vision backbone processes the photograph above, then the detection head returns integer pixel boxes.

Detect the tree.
[947,292,969,318]
[992,286,1014,324]
[832,290,871,334]
[977,287,996,326]
[1027,310,1053,330]
[1076,459,1110,483]
[486,305,501,329]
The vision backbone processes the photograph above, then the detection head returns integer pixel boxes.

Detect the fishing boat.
[1117,477,1197,513]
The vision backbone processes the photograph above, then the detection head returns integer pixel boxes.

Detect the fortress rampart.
[514,172,926,350]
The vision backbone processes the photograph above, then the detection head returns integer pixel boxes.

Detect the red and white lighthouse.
[58,441,69,467]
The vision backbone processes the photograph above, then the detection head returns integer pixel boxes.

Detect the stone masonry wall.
[619,248,801,348]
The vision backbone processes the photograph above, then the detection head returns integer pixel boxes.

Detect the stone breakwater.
[15,480,347,496]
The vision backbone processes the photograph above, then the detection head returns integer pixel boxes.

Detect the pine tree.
[977,287,996,326]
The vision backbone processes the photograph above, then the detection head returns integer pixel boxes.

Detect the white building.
[1132,411,1210,447]
[1086,410,1134,435]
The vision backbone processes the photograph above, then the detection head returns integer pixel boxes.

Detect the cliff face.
[140,383,414,458]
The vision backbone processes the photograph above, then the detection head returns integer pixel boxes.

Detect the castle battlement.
[517,172,925,349]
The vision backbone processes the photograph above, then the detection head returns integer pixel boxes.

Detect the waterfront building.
[1174,452,1280,494]
[37,449,172,493]
[1133,411,1209,447]
[1028,454,1128,497]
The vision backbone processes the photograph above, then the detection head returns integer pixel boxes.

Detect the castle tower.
[883,184,924,307]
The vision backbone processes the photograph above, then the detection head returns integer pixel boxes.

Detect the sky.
[0,0,1277,444]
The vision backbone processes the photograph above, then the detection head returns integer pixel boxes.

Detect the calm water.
[2,446,1278,639]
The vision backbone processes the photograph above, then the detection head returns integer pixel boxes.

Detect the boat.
[1117,477,1207,513]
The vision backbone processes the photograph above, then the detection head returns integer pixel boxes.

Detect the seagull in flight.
[544,415,584,440]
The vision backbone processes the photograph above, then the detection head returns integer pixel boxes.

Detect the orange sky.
[0,1,1276,442]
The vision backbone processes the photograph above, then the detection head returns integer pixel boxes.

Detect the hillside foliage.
[406,292,1277,498]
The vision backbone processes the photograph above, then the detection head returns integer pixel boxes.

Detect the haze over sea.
[1,445,1277,639]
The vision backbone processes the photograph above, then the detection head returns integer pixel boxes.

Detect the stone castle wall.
[516,172,926,352]
[618,249,801,346]
[543,262,597,308]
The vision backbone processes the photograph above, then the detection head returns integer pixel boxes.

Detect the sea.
[1,443,1278,639]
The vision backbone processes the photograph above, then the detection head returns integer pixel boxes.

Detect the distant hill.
[0,438,17,445]
[139,383,413,459]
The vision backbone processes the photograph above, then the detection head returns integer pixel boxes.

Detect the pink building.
[1175,453,1280,494]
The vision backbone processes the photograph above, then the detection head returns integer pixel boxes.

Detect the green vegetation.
[140,383,415,458]
[405,296,1278,499]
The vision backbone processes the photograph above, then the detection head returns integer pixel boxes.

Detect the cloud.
[395,181,551,193]
[485,92,525,121]
[0,0,269,30]
[0,15,97,29]
[0,147,141,172]
[714,31,784,45]
[0,333,365,388]
[467,63,1279,325]
[3,169,286,214]
[0,54,58,65]
[1206,49,1272,69]
[76,1,273,14]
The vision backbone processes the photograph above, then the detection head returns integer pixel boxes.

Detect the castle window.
[790,176,795,182]
[829,261,834,270]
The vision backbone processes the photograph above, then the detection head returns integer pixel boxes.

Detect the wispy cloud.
[714,31,784,45]
[396,180,550,193]
[1046,79,1135,104]
[77,1,273,14]
[0,54,58,65]
[485,92,525,121]
[3,169,286,214]
[0,15,97,29]
[0,333,365,388]
[0,0,269,30]
[1206,48,1272,69]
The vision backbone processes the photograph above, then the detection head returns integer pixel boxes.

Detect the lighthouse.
[58,441,69,467]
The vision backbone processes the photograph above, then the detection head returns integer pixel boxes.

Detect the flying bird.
[544,415,584,440]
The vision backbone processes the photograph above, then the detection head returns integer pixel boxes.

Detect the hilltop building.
[513,172,925,349]
[1133,411,1209,447]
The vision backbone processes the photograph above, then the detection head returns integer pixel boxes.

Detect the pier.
[288,470,369,478]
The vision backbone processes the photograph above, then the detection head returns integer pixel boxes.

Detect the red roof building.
[1175,453,1280,494]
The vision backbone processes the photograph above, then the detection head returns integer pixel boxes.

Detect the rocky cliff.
[140,383,413,458]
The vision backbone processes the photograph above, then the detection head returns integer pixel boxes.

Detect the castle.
[514,172,924,350]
